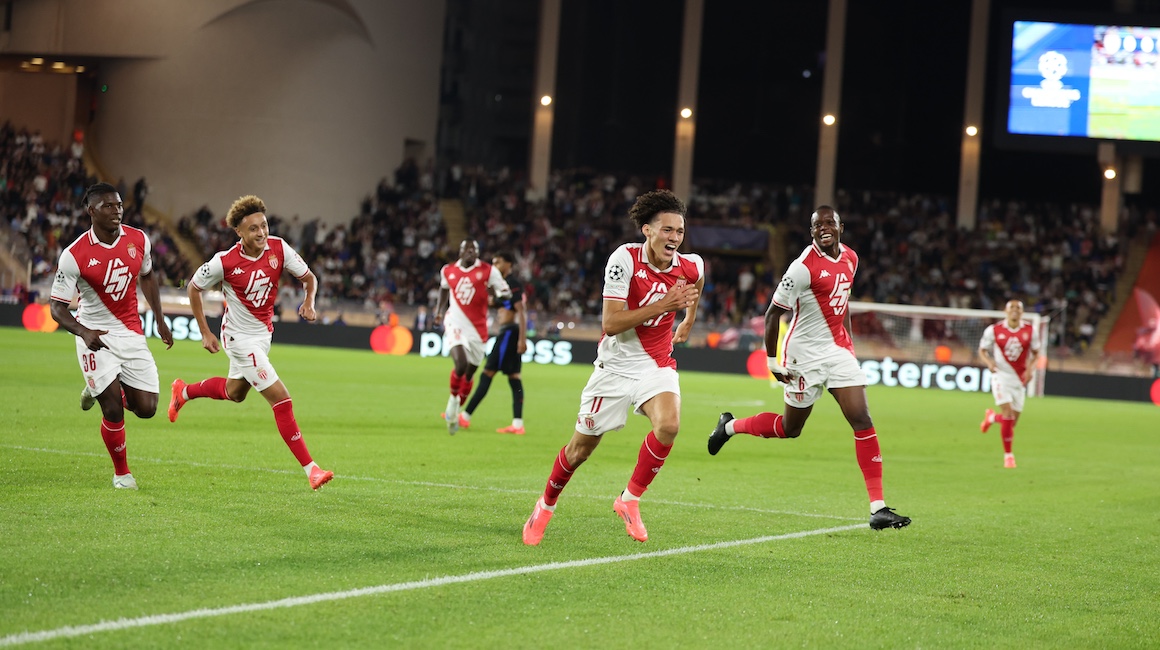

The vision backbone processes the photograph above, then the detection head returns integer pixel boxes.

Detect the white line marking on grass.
[3,444,864,521]
[0,523,865,647]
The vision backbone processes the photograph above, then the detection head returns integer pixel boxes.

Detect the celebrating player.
[706,205,911,531]
[459,251,529,434]
[168,195,333,490]
[522,189,703,545]
[50,182,174,489]
[434,239,512,435]
[978,299,1040,468]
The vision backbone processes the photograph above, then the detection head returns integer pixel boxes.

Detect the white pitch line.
[2,444,863,521]
[0,523,865,647]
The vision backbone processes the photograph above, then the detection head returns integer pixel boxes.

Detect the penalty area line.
[0,523,865,647]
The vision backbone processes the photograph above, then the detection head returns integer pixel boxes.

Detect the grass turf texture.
[1,327,1157,648]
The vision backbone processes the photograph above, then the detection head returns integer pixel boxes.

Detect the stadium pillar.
[527,0,562,203]
[1098,142,1122,234]
[956,0,990,231]
[814,0,846,207]
[671,0,704,203]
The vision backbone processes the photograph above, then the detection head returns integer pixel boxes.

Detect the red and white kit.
[771,242,865,407]
[50,225,159,393]
[439,259,510,365]
[576,243,704,436]
[190,236,309,391]
[980,320,1040,411]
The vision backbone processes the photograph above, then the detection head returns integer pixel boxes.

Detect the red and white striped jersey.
[440,260,511,340]
[772,242,859,363]
[50,225,152,336]
[190,236,309,338]
[980,321,1040,378]
[596,243,704,377]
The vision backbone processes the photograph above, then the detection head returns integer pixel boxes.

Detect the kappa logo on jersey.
[231,267,244,275]
[819,270,831,278]
[88,258,100,268]
[828,272,852,315]
[244,269,273,306]
[454,275,478,305]
[102,258,132,301]
[1002,336,1025,362]
[635,269,648,280]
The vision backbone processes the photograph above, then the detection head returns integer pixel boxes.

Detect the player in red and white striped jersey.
[522,190,704,545]
[434,240,511,435]
[50,182,174,490]
[167,195,333,490]
[706,206,910,530]
[978,300,1040,469]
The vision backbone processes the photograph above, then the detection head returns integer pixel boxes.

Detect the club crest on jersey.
[269,255,279,270]
[257,368,269,381]
[126,242,136,259]
[475,271,483,280]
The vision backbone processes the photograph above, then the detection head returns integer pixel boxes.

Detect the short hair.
[82,182,118,208]
[226,195,267,229]
[493,251,516,264]
[811,205,841,225]
[629,189,686,228]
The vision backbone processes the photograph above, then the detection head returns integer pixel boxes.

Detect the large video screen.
[1008,20,1160,143]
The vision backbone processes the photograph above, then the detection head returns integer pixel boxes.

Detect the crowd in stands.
[6,118,1155,356]
[0,122,189,296]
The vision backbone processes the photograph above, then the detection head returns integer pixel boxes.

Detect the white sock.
[303,461,318,476]
[870,500,886,514]
[621,489,641,502]
[462,411,472,422]
[725,421,737,435]
[539,497,556,512]
[512,418,523,428]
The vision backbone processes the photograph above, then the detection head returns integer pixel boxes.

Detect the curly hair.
[226,195,267,229]
[628,189,686,229]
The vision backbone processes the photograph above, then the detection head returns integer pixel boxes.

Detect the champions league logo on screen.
[1021,51,1081,108]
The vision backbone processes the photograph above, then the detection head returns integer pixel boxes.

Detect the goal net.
[848,301,1049,397]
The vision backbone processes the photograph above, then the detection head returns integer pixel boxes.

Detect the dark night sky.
[551,0,1160,205]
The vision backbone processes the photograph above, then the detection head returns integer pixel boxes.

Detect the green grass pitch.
[1,327,1158,648]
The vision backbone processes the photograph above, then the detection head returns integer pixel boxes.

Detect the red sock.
[542,446,574,506]
[272,398,313,466]
[101,418,130,475]
[186,377,231,401]
[627,431,672,496]
[853,427,884,503]
[1000,416,1015,454]
[458,379,473,406]
[449,371,463,397]
[731,412,786,438]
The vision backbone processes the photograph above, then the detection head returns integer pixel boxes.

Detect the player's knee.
[847,414,873,431]
[653,419,680,442]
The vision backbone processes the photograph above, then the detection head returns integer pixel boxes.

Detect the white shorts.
[782,348,865,408]
[444,325,485,366]
[222,332,281,392]
[75,333,159,395]
[990,371,1026,412]
[575,367,681,437]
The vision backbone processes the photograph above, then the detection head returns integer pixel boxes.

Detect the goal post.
[847,301,1049,397]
